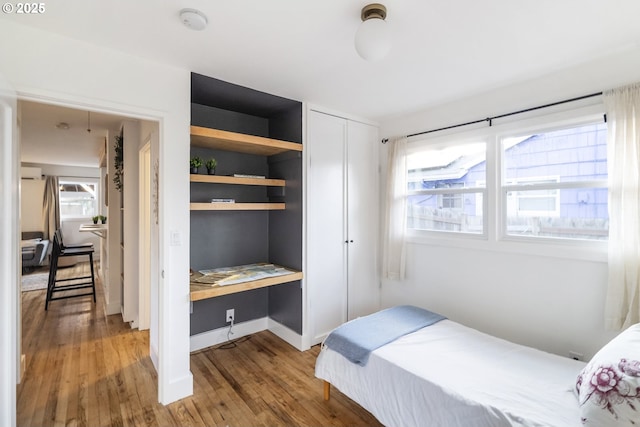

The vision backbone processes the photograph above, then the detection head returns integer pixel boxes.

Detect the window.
[404,112,608,243]
[407,141,486,235]
[506,177,560,217]
[501,123,608,240]
[59,178,99,219]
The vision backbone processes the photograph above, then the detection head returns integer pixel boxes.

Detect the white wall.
[379,46,640,360]
[0,20,192,407]
[384,242,609,359]
[22,163,100,179]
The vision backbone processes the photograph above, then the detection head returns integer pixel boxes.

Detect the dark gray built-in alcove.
[189,73,303,336]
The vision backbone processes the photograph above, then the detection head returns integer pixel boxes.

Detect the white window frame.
[406,135,489,239]
[58,176,100,220]
[498,120,608,243]
[405,104,608,261]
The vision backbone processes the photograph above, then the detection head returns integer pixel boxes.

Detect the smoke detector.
[179,8,208,31]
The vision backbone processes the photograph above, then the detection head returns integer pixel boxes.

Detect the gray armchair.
[21,231,50,273]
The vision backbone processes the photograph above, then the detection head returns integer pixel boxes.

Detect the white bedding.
[316,319,586,427]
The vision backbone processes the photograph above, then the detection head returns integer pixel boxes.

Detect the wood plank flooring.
[18,262,382,427]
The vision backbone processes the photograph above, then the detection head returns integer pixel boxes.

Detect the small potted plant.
[92,215,100,224]
[99,215,107,224]
[205,158,217,175]
[190,156,203,174]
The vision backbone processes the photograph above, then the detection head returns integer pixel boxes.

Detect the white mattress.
[316,319,586,427]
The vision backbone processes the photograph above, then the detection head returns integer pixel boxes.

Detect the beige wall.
[19,179,44,234]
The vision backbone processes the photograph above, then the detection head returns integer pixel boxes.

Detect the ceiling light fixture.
[179,8,208,31]
[354,3,391,61]
[87,111,91,133]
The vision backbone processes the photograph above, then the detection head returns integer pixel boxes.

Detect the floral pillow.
[575,323,640,426]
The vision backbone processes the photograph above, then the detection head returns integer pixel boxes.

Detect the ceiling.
[20,101,129,167]
[6,0,640,166]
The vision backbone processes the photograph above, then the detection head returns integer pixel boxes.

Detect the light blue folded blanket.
[323,305,446,366]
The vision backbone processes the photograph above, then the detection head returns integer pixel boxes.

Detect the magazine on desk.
[195,263,294,286]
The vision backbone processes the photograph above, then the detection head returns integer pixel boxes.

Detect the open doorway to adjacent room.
[17,99,157,413]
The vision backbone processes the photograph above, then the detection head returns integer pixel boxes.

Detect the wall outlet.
[569,351,584,361]
[226,308,235,323]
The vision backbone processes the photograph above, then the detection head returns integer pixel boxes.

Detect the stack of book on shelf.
[232,173,265,179]
[210,198,235,203]
[194,263,294,286]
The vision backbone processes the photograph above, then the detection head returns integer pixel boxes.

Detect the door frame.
[138,140,151,330]
[0,72,19,427]
[12,91,164,415]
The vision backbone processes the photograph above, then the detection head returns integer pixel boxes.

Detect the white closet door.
[346,120,380,319]
[308,111,348,344]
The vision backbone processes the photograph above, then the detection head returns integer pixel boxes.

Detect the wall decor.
[113,133,124,192]
[153,159,159,224]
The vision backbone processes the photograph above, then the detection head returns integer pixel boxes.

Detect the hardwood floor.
[18,263,382,427]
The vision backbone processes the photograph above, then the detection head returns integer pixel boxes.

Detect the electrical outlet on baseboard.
[226,308,235,323]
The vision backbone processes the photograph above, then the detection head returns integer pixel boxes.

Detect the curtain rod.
[381,91,604,143]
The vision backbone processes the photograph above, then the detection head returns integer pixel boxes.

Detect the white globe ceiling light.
[179,8,208,31]
[354,3,391,61]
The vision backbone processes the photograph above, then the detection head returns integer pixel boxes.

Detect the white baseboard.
[20,354,26,383]
[159,372,193,405]
[267,318,309,351]
[189,317,310,353]
[310,333,328,347]
[150,343,159,372]
[103,299,120,316]
[190,317,269,352]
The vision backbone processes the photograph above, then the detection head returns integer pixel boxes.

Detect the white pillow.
[575,323,640,426]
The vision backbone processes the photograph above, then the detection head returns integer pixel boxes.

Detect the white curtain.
[382,137,408,280]
[604,83,640,330]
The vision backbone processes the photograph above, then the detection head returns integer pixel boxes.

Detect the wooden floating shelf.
[190,126,303,156]
[190,174,285,187]
[190,202,285,211]
[190,270,304,301]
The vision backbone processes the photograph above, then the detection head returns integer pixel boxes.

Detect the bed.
[315,306,640,427]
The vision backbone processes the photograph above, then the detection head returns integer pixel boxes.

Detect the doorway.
[17,98,156,376]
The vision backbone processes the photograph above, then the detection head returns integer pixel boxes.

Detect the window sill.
[406,231,607,263]
[61,217,94,222]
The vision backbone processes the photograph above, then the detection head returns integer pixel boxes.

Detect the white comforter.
[316,319,585,427]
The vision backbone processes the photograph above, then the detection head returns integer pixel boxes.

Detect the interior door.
[0,72,19,427]
[308,110,348,344]
[347,120,380,319]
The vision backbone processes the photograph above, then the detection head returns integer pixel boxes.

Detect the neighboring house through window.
[407,141,486,234]
[501,123,608,240]
[406,116,608,242]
